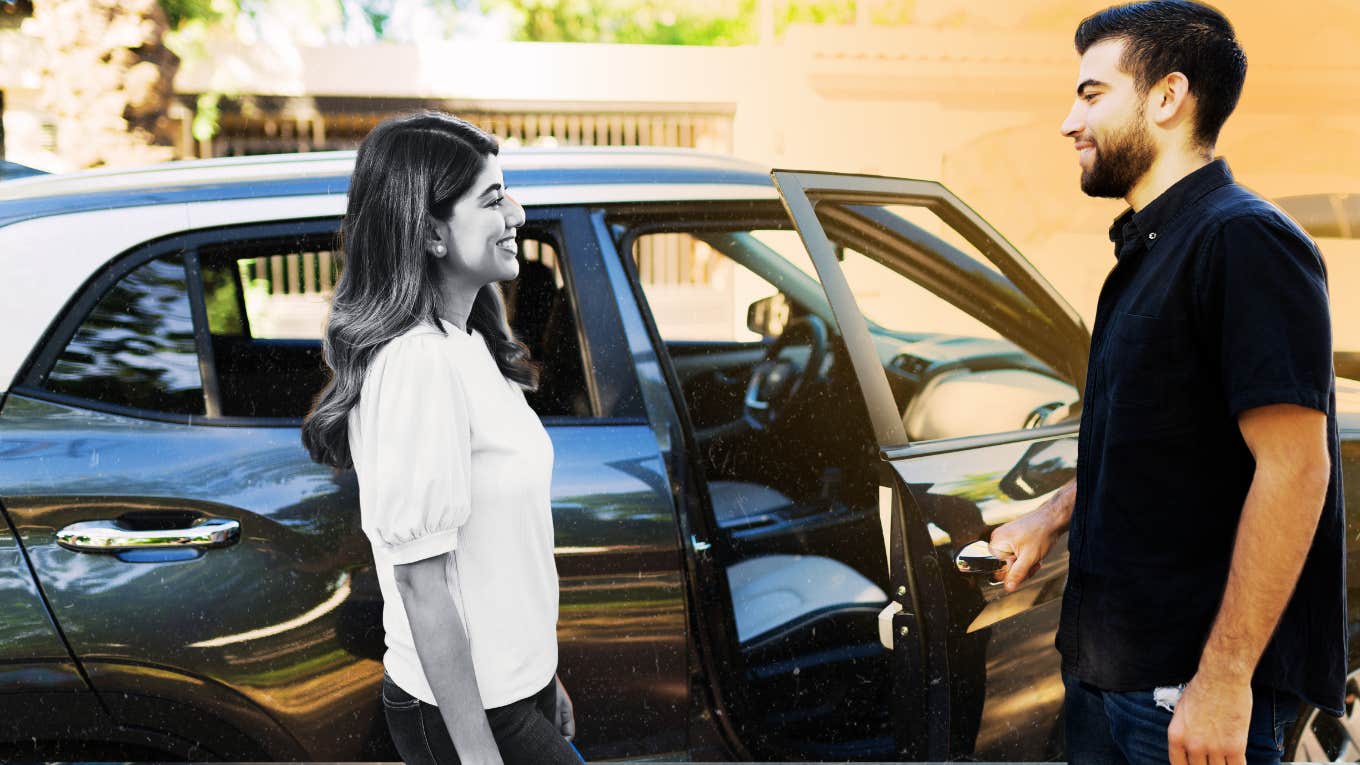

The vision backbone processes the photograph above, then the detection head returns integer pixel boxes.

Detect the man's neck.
[1126,149,1213,212]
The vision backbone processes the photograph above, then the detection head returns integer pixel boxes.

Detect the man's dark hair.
[1075,0,1247,150]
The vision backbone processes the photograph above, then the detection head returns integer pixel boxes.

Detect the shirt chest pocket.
[1104,313,1194,412]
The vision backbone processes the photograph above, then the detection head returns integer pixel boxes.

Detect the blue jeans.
[1064,672,1298,765]
[382,673,583,765]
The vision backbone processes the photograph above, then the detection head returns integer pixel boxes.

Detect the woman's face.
[430,153,525,287]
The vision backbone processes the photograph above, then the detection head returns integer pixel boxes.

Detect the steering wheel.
[743,315,830,431]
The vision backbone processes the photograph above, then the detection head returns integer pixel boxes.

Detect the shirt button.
[1148,232,1158,240]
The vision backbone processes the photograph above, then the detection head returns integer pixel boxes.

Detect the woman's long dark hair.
[302,112,539,469]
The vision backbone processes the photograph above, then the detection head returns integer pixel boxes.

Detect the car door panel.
[891,435,1074,760]
[0,394,383,759]
[0,394,687,760]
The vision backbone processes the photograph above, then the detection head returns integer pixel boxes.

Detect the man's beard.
[1080,111,1156,199]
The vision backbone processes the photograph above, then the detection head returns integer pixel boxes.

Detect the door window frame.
[16,210,642,427]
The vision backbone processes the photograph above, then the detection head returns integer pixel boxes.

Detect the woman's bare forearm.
[395,553,503,765]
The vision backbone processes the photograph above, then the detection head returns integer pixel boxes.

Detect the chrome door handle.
[955,539,1006,575]
[56,518,240,552]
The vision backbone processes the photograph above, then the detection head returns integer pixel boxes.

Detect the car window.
[631,230,793,343]
[623,201,1079,444]
[43,254,204,415]
[195,228,593,419]
[806,200,1080,442]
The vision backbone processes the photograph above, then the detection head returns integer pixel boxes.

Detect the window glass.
[196,232,591,419]
[807,200,1079,442]
[632,231,785,342]
[45,255,204,414]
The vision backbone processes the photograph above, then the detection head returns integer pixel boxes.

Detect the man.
[988,2,1345,763]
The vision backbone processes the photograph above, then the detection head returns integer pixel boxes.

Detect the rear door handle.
[56,518,240,552]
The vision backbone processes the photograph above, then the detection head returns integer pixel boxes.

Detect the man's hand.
[555,674,576,741]
[1168,671,1253,765]
[987,479,1075,592]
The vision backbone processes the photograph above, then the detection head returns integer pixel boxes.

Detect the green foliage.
[482,0,748,44]
[775,0,853,31]
[486,0,879,45]
[191,92,220,142]
[158,0,227,28]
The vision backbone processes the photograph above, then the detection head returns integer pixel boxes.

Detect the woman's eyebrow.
[479,183,504,198]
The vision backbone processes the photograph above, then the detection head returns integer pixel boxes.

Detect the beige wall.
[741,1,1360,345]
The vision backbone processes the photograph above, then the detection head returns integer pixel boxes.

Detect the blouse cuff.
[381,527,460,566]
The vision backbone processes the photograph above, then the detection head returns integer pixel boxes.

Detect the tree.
[26,0,182,168]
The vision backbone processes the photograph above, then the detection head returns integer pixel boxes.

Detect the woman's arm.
[395,553,503,765]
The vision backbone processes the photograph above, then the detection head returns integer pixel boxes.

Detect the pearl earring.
[434,244,446,255]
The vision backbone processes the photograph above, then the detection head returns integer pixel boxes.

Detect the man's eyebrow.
[1077,79,1107,96]
[478,183,503,198]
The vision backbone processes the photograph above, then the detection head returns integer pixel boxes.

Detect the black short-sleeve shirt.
[1056,159,1346,715]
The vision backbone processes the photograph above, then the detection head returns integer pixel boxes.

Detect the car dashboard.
[876,333,1079,442]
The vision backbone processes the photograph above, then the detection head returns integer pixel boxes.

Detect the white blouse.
[348,319,558,709]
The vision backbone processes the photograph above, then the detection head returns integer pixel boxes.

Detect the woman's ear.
[426,215,449,258]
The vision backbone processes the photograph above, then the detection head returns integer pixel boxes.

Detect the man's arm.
[395,553,504,765]
[1168,402,1330,765]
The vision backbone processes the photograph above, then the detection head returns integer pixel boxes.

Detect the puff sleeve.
[357,333,472,565]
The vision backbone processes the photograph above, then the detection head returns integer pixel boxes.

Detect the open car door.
[772,169,1091,760]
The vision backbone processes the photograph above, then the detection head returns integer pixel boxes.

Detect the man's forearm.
[397,556,502,763]
[1040,478,1077,534]
[1198,461,1329,681]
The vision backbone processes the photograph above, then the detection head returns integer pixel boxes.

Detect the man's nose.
[1060,103,1084,139]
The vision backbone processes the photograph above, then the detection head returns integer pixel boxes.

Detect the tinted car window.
[44,254,204,414]
[196,229,592,419]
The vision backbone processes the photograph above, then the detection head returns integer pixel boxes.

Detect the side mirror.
[747,293,791,337]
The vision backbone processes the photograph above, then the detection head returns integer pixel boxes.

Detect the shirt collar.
[1107,158,1235,258]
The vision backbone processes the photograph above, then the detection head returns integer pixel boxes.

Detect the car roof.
[0,147,774,229]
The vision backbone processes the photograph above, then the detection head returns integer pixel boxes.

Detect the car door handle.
[955,539,1006,576]
[56,518,240,552]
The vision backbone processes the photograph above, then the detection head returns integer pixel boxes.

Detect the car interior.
[611,204,898,759]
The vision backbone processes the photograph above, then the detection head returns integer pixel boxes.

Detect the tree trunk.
[27,0,180,168]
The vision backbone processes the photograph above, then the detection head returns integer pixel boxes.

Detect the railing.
[187,109,733,158]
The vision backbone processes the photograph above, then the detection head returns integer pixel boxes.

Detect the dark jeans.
[1064,672,1299,765]
[382,673,582,765]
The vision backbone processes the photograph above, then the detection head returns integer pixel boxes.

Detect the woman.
[302,112,578,765]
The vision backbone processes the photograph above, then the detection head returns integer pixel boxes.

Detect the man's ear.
[1149,71,1194,129]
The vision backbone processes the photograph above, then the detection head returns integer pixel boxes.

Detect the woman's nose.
[505,193,526,228]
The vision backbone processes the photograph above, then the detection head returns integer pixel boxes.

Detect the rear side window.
[195,228,592,419]
[43,255,204,414]
[34,220,597,422]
